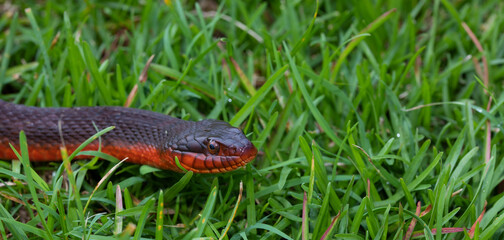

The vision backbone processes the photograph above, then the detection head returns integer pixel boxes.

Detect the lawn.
[1,0,504,239]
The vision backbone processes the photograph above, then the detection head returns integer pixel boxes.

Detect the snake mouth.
[171,143,258,173]
[240,142,258,164]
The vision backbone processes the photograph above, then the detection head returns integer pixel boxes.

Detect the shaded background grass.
[1,0,504,239]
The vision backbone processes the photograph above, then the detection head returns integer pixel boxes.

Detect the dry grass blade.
[50,31,60,49]
[219,181,244,240]
[367,179,371,199]
[320,211,341,240]
[119,223,136,237]
[469,201,487,238]
[451,189,463,197]
[0,181,25,187]
[352,144,382,177]
[83,158,128,214]
[461,22,488,89]
[419,204,432,217]
[403,102,460,112]
[0,191,26,205]
[139,55,156,84]
[471,58,484,79]
[484,97,492,164]
[461,22,492,165]
[403,201,421,240]
[199,11,264,43]
[115,185,123,235]
[125,83,139,107]
[125,54,155,107]
[413,228,465,238]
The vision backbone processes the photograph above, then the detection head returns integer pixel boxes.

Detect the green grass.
[1,0,504,239]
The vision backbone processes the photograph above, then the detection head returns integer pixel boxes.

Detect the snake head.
[165,119,257,173]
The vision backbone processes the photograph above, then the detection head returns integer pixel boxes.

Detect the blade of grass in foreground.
[9,131,54,239]
[219,181,243,240]
[132,197,155,240]
[83,158,127,214]
[59,126,116,224]
[155,190,164,240]
[163,171,193,203]
[186,180,218,239]
[245,166,257,237]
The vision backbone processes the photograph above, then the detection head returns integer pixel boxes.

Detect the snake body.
[0,100,257,173]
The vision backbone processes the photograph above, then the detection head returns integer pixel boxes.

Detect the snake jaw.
[163,144,257,173]
[240,141,258,164]
[168,142,257,173]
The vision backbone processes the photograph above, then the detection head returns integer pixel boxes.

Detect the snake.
[0,100,257,173]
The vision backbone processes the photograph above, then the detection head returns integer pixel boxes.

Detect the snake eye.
[207,140,220,155]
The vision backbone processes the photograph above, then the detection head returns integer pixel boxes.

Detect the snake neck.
[0,101,183,165]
